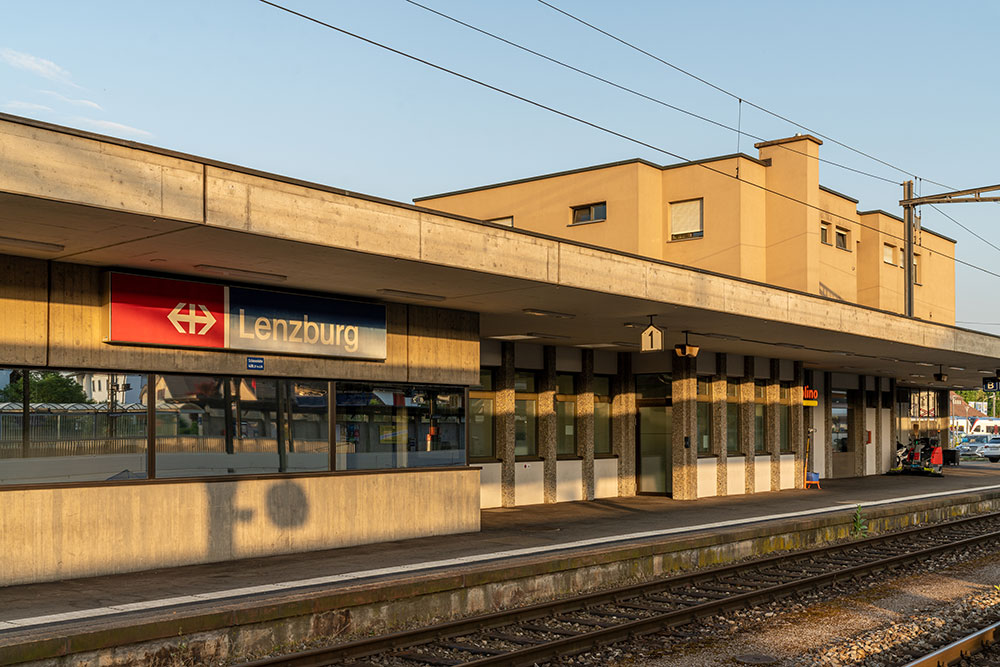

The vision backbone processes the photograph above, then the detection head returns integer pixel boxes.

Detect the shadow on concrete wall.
[205,479,309,560]
[266,479,309,528]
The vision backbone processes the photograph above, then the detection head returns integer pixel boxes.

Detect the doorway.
[635,373,674,495]
[637,404,673,495]
[831,389,854,477]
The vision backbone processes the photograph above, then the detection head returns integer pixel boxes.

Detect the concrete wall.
[0,468,480,586]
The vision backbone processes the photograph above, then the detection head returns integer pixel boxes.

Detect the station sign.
[104,272,386,360]
[984,378,1000,393]
[640,325,664,353]
[803,385,819,407]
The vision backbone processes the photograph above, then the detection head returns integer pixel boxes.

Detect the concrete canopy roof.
[1,113,998,391]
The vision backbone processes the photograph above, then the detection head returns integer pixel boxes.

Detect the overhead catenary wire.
[402,0,900,185]
[257,0,1000,286]
[535,0,955,192]
[409,0,1000,262]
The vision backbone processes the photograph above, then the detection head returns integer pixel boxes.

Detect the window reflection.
[336,383,465,470]
[0,370,149,484]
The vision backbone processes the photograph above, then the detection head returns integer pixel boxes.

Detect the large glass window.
[594,375,612,456]
[469,369,496,460]
[636,373,672,400]
[515,371,538,457]
[0,370,149,485]
[336,383,464,470]
[779,383,792,454]
[556,373,577,457]
[696,378,712,457]
[726,382,741,455]
[156,375,332,478]
[753,380,767,454]
[832,390,849,452]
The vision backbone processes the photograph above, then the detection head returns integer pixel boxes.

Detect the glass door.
[638,405,673,494]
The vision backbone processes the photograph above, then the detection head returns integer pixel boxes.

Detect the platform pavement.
[3,462,1000,653]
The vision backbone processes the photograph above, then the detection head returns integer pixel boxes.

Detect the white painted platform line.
[5,482,1000,632]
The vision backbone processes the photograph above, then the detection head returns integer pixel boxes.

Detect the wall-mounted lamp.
[674,331,700,358]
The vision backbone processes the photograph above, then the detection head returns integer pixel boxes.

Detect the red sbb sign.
[105,273,226,349]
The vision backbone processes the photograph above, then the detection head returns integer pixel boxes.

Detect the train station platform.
[5,463,1000,666]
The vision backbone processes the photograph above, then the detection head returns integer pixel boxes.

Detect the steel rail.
[901,620,1000,667]
[240,512,1000,667]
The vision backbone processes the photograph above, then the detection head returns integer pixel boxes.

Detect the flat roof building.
[0,113,995,586]
[415,135,956,323]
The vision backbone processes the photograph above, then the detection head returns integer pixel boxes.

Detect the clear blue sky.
[3,1,999,331]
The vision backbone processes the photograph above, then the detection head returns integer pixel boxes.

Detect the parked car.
[957,442,985,457]
[980,437,1000,463]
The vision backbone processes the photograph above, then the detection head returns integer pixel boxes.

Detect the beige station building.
[0,113,995,587]
[416,134,956,323]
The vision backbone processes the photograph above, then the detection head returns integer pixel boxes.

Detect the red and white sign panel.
[107,273,226,349]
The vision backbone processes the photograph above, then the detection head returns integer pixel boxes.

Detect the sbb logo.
[107,274,226,349]
[167,303,217,335]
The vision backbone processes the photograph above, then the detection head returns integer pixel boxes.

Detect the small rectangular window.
[820,222,831,245]
[670,199,704,240]
[835,228,849,250]
[571,202,606,224]
[914,253,922,284]
[883,243,895,265]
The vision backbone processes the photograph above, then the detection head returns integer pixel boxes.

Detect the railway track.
[241,511,1000,667]
[903,620,1000,666]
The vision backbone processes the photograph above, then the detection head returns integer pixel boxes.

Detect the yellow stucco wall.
[415,137,955,319]
[412,162,645,255]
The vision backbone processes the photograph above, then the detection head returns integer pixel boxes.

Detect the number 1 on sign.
[641,324,664,353]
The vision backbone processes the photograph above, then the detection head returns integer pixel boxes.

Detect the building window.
[696,378,712,456]
[883,243,895,265]
[594,375,612,456]
[0,370,150,485]
[832,390,849,452]
[571,202,607,225]
[469,369,496,459]
[488,216,513,227]
[670,199,704,240]
[820,222,831,245]
[336,383,462,471]
[555,373,577,457]
[914,253,922,284]
[726,382,741,455]
[779,383,792,454]
[754,380,767,454]
[835,228,849,251]
[514,371,539,457]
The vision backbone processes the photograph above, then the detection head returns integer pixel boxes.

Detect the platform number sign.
[984,378,1000,393]
[641,324,664,353]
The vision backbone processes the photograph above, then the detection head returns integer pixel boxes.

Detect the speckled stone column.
[874,380,884,474]
[889,378,898,460]
[712,353,727,496]
[672,353,697,500]
[497,342,516,508]
[613,353,636,497]
[767,359,781,491]
[851,382,866,477]
[791,361,805,488]
[741,356,756,493]
[823,371,834,479]
[540,346,557,503]
[578,350,596,501]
